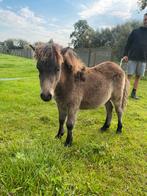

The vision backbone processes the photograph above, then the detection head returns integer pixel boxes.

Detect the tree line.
[0,0,146,60]
[70,0,146,58]
[0,20,142,60]
[70,20,142,60]
[138,0,147,10]
[0,39,48,50]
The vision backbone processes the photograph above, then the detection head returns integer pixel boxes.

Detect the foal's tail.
[122,75,130,110]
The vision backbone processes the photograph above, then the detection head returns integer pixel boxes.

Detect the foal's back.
[79,61,125,109]
[90,61,124,79]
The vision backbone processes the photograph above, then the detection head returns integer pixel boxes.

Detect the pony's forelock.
[34,43,62,61]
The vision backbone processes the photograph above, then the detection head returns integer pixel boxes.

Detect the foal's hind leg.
[100,100,113,131]
[114,103,123,133]
[55,106,67,139]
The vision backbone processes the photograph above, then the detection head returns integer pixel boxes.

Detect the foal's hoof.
[64,142,72,147]
[55,133,64,139]
[100,124,110,132]
[116,129,122,134]
[64,139,73,147]
[55,135,61,139]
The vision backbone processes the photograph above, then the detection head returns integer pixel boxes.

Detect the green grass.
[0,54,147,195]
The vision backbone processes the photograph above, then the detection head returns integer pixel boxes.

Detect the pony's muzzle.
[40,93,52,102]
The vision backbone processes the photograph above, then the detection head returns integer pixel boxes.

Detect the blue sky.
[0,0,146,46]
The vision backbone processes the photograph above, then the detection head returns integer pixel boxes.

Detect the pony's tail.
[122,75,130,110]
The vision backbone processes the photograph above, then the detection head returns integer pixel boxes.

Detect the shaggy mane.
[35,43,62,61]
[62,48,86,74]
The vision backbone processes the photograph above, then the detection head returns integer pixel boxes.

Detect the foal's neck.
[55,64,74,97]
[59,63,73,83]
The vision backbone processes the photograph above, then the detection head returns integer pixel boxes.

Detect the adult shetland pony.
[30,43,129,146]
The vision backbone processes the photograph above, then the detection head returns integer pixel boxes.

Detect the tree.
[18,39,28,49]
[111,21,141,59]
[137,0,147,10]
[70,20,95,48]
[4,39,28,49]
[93,28,113,47]
[70,19,142,60]
[48,39,54,44]
[4,39,14,49]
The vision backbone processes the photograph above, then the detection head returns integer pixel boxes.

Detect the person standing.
[123,13,147,99]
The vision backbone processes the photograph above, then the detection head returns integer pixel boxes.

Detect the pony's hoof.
[100,124,110,132]
[64,139,72,147]
[55,135,60,139]
[64,142,72,147]
[55,132,64,139]
[55,134,62,139]
[116,130,122,134]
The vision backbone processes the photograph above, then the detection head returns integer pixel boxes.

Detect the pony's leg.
[114,104,123,133]
[100,100,113,131]
[65,107,78,147]
[55,107,67,139]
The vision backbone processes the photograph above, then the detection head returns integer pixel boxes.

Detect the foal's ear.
[64,60,73,71]
[63,52,74,72]
[29,44,35,51]
[52,44,63,64]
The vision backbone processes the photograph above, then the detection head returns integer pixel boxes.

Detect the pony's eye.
[55,66,60,72]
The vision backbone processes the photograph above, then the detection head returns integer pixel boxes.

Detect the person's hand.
[122,56,128,62]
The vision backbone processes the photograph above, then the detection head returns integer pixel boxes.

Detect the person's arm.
[123,30,134,62]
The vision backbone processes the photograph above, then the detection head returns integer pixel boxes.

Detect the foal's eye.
[55,66,60,72]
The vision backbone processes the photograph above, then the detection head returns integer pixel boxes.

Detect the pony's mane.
[62,47,86,81]
[62,47,86,74]
[35,43,62,61]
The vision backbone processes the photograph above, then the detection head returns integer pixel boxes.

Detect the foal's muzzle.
[40,93,52,102]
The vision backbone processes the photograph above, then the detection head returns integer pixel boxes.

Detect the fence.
[76,47,112,67]
[0,47,146,73]
[0,47,112,66]
[10,49,33,58]
[0,48,33,59]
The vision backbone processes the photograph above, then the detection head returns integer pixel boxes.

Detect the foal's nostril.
[46,93,52,100]
[40,93,52,101]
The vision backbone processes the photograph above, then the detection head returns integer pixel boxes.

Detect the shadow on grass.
[40,116,51,124]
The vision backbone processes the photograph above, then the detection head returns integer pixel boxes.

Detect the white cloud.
[19,7,46,25]
[0,7,46,30]
[79,0,114,18]
[79,0,137,20]
[0,7,72,46]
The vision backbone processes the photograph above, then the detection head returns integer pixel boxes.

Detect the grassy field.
[0,54,147,195]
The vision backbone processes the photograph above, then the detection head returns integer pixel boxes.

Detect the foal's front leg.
[55,107,67,139]
[64,106,78,146]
